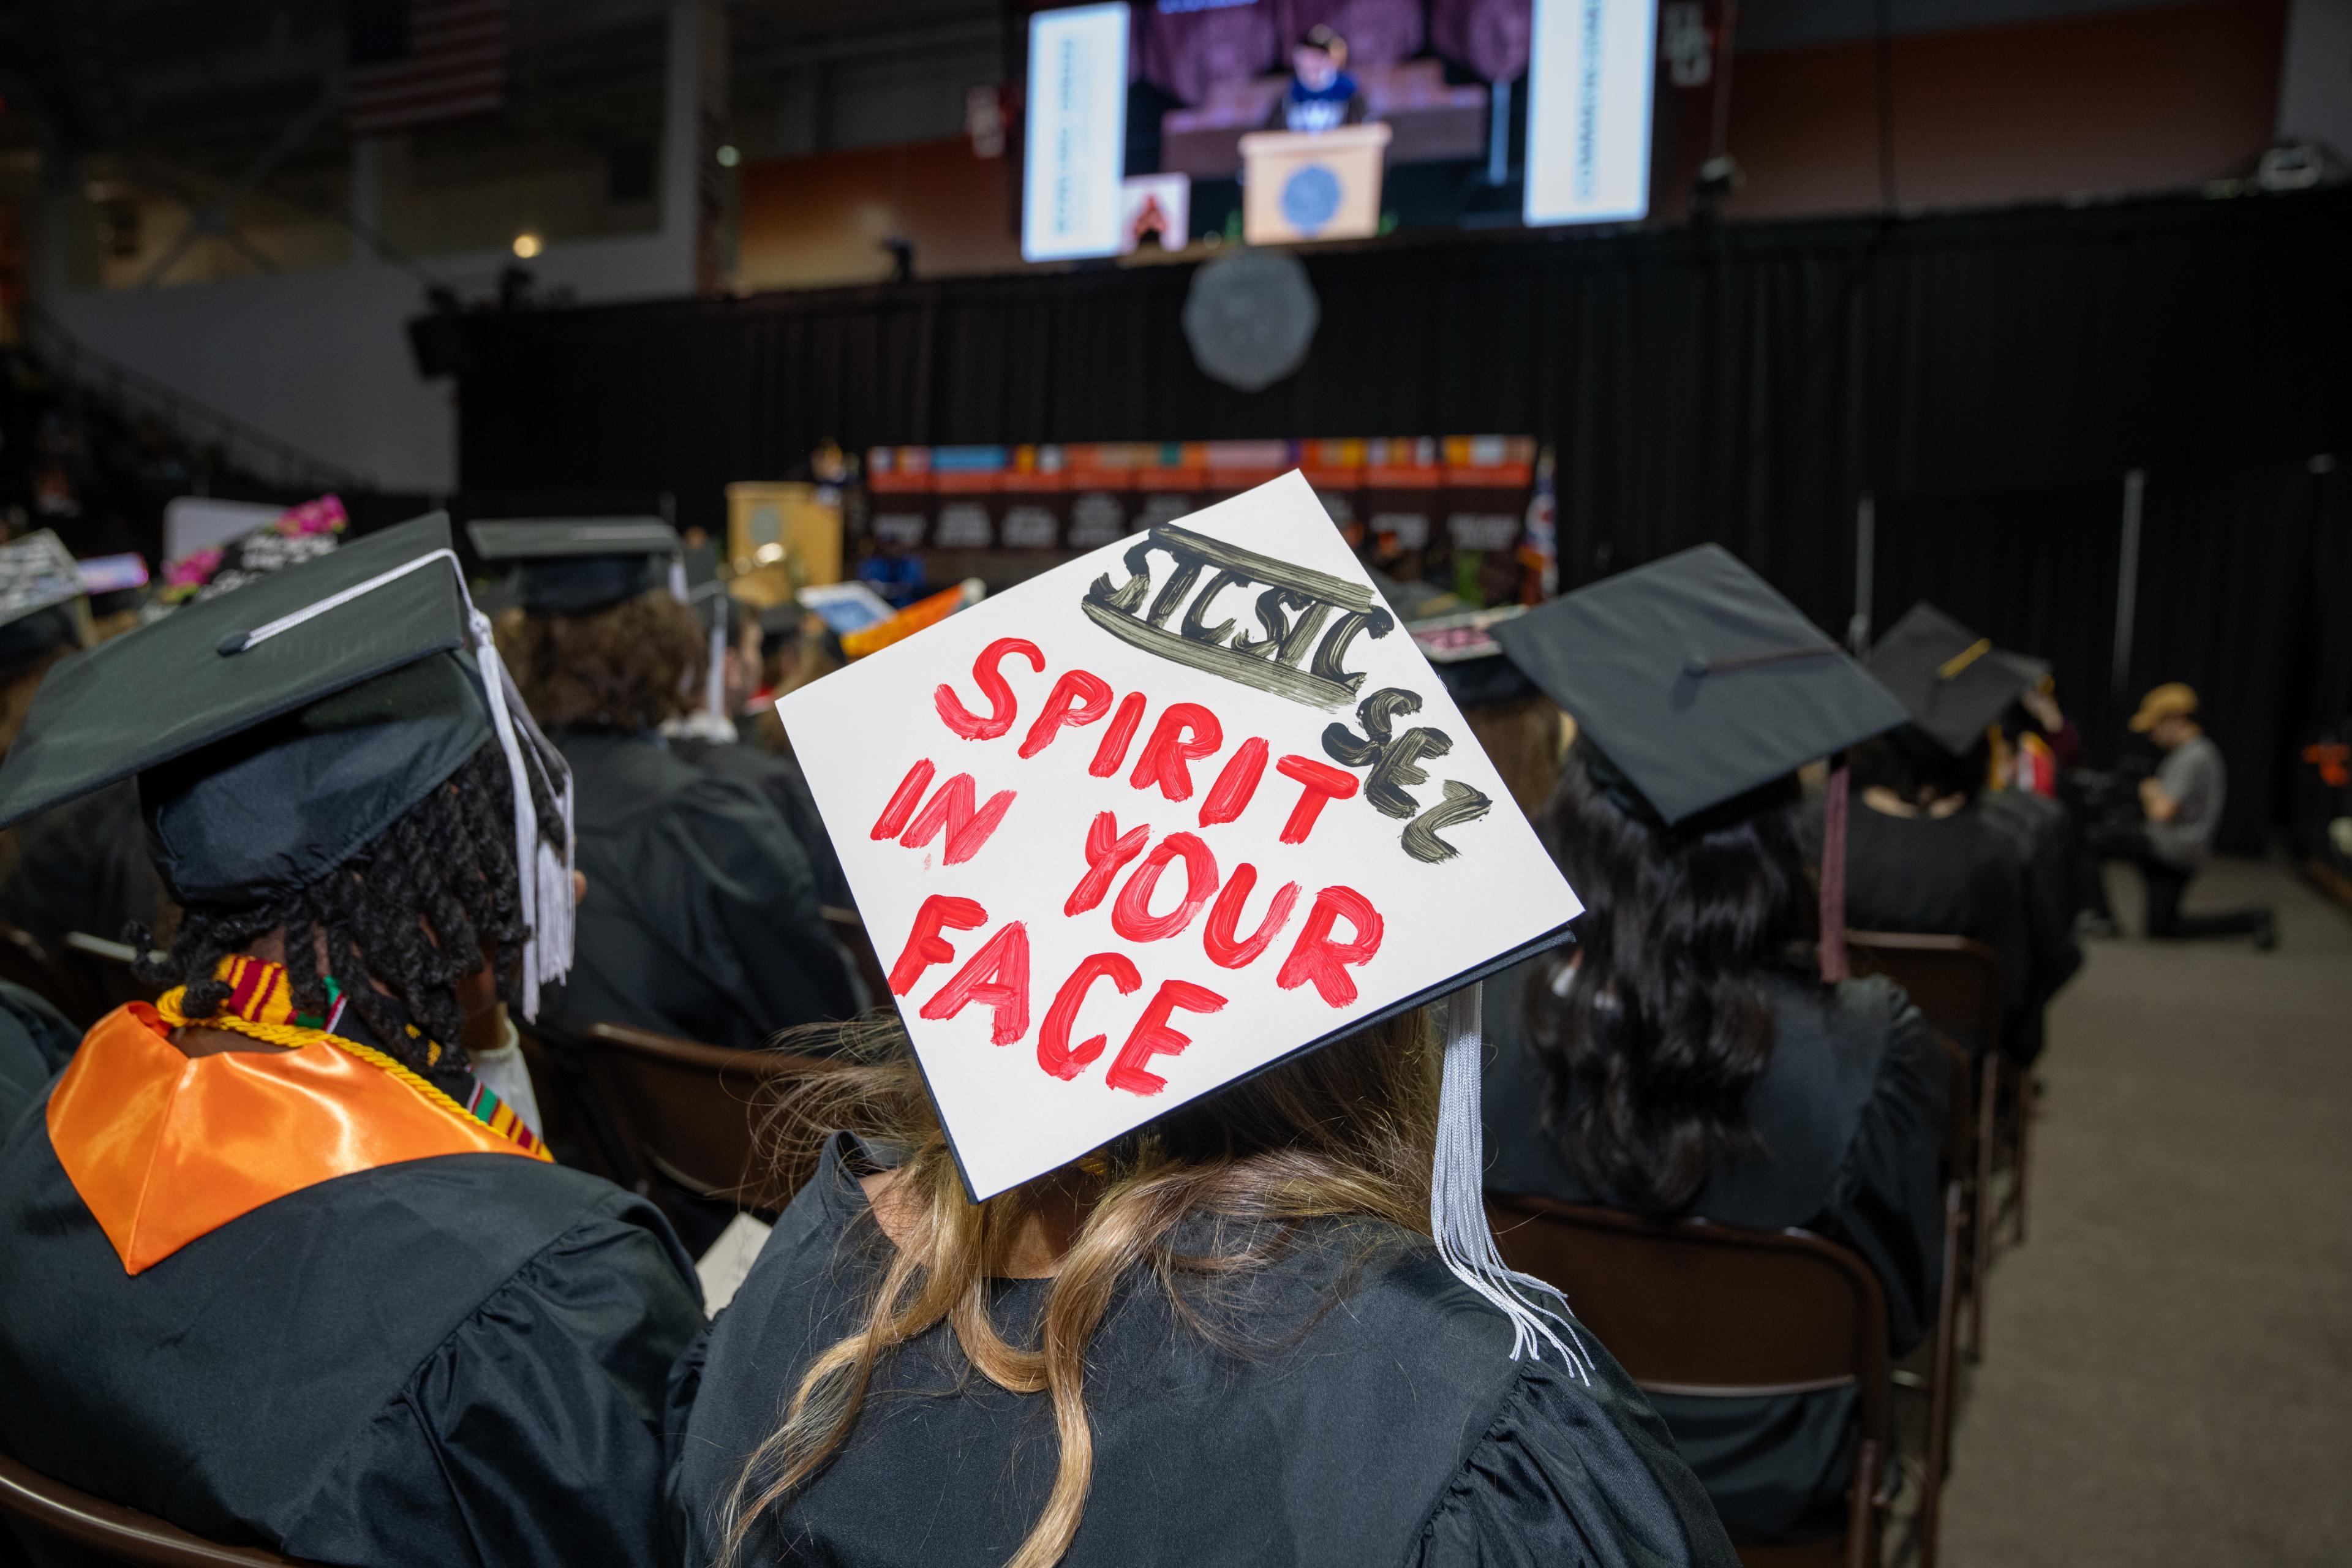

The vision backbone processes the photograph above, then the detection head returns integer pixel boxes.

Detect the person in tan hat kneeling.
[2082,683,2277,946]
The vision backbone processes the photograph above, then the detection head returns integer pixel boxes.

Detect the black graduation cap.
[0,514,577,1013]
[0,532,91,669]
[755,601,801,655]
[1865,602,2051,756]
[468,517,680,616]
[1489,544,1908,826]
[1408,606,1537,710]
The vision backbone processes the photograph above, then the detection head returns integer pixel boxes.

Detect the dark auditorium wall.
[736,140,1022,293]
[1875,461,2345,852]
[1648,0,2293,224]
[454,186,2350,842]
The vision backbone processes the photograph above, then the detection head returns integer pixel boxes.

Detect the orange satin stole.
[48,1003,537,1275]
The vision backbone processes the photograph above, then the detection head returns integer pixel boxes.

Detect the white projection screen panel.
[1524,0,1660,227]
[1022,4,1131,262]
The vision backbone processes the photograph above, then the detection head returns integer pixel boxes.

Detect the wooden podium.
[1238,123,1392,244]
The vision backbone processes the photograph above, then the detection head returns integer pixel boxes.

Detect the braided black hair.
[133,741,560,1087]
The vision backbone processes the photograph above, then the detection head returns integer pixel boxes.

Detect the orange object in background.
[842,578,986,660]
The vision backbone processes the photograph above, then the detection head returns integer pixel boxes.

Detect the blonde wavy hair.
[717,1008,1442,1568]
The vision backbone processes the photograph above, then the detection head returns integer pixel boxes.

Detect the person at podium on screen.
[1275,24,1366,133]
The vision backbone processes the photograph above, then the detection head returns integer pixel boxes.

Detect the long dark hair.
[1523,742,1819,1216]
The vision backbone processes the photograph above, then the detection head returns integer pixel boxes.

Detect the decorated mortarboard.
[468,517,682,616]
[0,514,576,1017]
[1865,602,2050,756]
[0,531,92,668]
[1490,545,1908,827]
[780,471,1587,1363]
[161,494,345,606]
[1408,605,1535,710]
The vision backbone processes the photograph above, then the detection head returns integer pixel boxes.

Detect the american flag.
[346,0,509,138]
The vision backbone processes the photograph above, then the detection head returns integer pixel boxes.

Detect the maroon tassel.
[1820,760,1850,984]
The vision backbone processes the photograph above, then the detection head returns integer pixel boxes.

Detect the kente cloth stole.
[165,955,550,1161]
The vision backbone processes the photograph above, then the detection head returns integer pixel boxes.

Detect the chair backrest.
[0,1454,315,1568]
[818,907,892,1011]
[510,1020,620,1181]
[1488,1196,1892,1408]
[1924,1028,1975,1180]
[579,1022,835,1213]
[1488,1197,1893,1566]
[1845,930,2005,1063]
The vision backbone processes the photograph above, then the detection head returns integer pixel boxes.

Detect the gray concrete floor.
[1936,856,2352,1567]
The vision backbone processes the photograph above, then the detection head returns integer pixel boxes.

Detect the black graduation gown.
[1840,802,2050,1063]
[671,733,853,910]
[0,778,170,949]
[1482,962,1949,1545]
[541,729,859,1050]
[1976,787,2084,1047]
[0,1094,706,1567]
[0,980,76,1128]
[666,1136,1740,1568]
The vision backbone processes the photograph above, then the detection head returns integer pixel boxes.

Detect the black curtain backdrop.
[458,189,2349,619]
[2130,460,2329,852]
[455,186,2352,839]
[1872,462,2340,854]
[1872,481,2124,766]
[2290,464,2352,866]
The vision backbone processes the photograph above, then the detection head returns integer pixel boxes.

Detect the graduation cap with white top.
[778,471,1586,1362]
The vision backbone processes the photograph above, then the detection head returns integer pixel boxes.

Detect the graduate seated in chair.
[665,558,851,909]
[669,486,1735,1568]
[0,979,76,1128]
[1847,605,2082,1063]
[0,516,704,1568]
[1479,548,1952,1548]
[475,518,861,1048]
[669,1012,1735,1568]
[0,531,172,954]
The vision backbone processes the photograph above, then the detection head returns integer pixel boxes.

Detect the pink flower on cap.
[275,494,348,537]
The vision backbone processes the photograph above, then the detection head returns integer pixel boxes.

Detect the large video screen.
[1019,0,1657,259]
[1525,0,1657,225]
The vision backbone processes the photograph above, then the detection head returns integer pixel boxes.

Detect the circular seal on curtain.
[1280,165,1343,235]
[1182,249,1321,393]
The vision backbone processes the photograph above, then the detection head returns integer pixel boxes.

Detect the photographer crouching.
[2082,683,2277,948]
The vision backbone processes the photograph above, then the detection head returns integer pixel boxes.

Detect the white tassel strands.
[1430,982,1591,1376]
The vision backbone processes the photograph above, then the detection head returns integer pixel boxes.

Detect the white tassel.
[470,609,575,1019]
[1431,982,1591,1376]
[225,546,574,1022]
[706,609,728,720]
